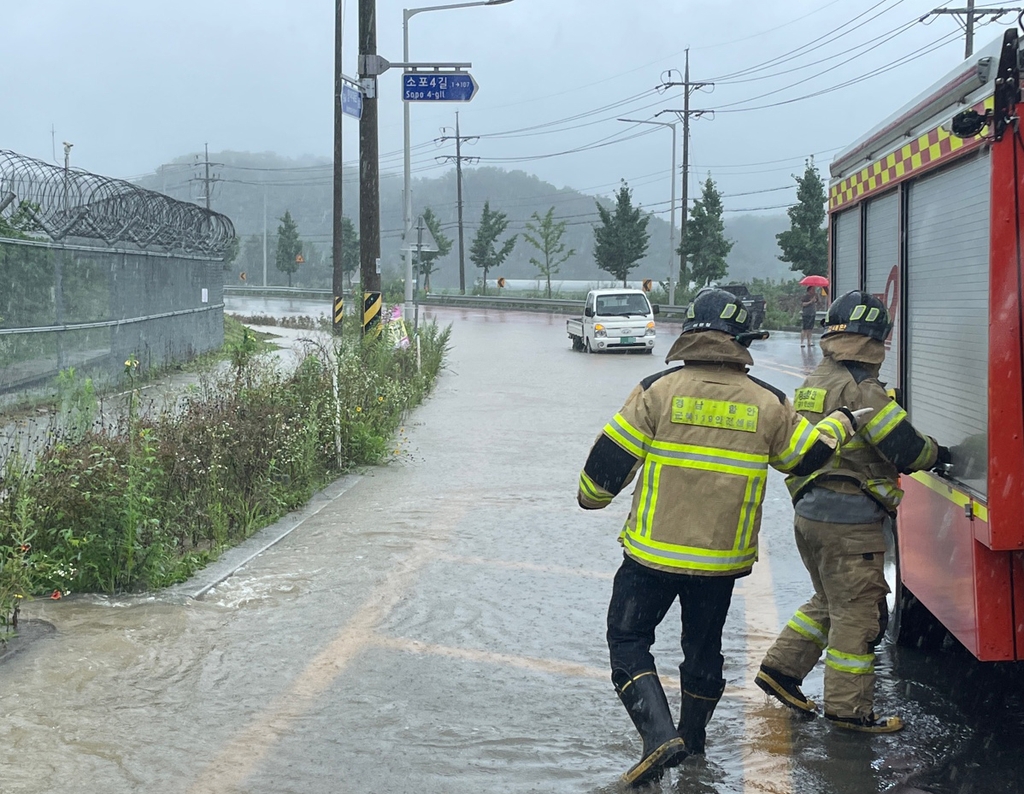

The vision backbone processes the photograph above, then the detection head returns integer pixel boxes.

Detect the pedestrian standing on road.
[756,290,951,733]
[576,288,872,788]
[800,287,819,348]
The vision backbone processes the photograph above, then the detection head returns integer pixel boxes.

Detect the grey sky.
[1,0,1005,215]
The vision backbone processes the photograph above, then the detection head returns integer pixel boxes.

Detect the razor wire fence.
[1,150,236,407]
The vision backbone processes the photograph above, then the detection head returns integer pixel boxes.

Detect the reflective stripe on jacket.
[784,354,938,513]
[578,353,854,577]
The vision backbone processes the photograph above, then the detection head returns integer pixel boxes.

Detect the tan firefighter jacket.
[577,331,857,577]
[784,334,939,514]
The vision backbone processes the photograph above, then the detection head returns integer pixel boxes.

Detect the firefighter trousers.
[761,515,888,719]
[607,554,736,700]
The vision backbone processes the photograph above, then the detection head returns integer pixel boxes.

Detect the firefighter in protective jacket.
[578,288,869,788]
[756,290,950,733]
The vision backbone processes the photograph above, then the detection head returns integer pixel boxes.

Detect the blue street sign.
[402,72,478,102]
[341,83,363,119]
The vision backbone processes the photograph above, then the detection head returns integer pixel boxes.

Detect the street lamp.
[403,0,514,316]
[617,118,678,305]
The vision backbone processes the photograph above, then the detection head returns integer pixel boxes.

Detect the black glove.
[931,443,953,474]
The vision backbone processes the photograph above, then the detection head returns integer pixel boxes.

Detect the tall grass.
[0,322,451,631]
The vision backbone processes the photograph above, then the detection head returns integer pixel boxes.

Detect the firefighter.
[577,288,870,788]
[756,290,950,733]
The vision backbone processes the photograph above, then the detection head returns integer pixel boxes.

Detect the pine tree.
[593,182,650,287]
[274,210,303,287]
[524,207,576,298]
[679,175,733,289]
[777,159,828,277]
[415,207,453,293]
[469,201,517,295]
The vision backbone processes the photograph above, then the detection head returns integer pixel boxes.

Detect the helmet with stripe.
[682,288,752,338]
[821,290,892,342]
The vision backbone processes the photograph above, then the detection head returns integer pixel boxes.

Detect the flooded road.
[4,304,1024,793]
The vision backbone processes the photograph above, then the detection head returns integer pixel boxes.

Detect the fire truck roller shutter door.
[833,208,861,298]
[906,151,990,496]
[864,191,900,389]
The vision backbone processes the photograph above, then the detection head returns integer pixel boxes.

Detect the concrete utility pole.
[437,112,479,294]
[358,0,382,335]
[658,49,712,296]
[262,183,268,287]
[333,0,346,333]
[191,143,221,210]
[923,2,1022,58]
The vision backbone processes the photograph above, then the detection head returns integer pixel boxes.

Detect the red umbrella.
[800,275,829,287]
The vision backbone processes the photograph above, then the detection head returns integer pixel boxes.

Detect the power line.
[921,0,1023,57]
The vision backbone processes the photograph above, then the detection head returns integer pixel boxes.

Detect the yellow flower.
[378,396,384,403]
[355,406,363,413]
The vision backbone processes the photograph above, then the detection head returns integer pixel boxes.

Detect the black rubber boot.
[755,664,817,716]
[677,681,725,755]
[825,711,904,733]
[614,670,689,788]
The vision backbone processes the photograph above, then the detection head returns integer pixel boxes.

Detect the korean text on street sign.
[342,84,363,119]
[402,72,478,102]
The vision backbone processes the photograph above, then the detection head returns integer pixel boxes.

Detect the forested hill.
[137,151,796,289]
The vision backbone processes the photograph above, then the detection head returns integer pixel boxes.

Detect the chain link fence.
[1,150,235,406]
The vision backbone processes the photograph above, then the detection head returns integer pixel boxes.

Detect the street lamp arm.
[406,0,511,21]
[618,117,675,130]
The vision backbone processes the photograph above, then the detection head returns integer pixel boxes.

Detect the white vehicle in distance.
[567,289,659,354]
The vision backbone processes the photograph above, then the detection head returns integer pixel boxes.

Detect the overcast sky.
[1,0,1008,217]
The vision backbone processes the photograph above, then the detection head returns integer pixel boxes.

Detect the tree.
[593,181,650,287]
[679,175,733,289]
[777,159,828,277]
[340,216,359,289]
[469,201,517,295]
[524,207,576,298]
[274,210,303,287]
[415,207,452,293]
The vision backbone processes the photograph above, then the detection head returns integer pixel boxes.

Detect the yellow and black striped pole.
[362,291,382,338]
[333,295,344,333]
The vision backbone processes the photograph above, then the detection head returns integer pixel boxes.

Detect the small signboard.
[342,83,363,119]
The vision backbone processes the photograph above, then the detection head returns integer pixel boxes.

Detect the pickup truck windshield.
[596,293,651,316]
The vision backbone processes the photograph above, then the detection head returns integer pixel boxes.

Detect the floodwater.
[3,303,1024,793]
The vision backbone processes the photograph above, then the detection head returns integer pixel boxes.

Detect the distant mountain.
[137,152,796,289]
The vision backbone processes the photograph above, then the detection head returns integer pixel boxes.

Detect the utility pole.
[358,0,382,335]
[333,0,346,333]
[923,2,1022,58]
[191,143,221,210]
[263,183,268,287]
[437,112,479,294]
[658,49,712,296]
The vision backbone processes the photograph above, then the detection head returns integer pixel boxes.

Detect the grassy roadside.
[0,320,451,635]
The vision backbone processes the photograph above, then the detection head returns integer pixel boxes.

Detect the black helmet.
[821,290,892,341]
[682,288,768,347]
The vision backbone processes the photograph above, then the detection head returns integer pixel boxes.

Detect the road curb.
[165,474,363,601]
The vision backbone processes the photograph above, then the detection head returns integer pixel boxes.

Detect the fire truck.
[827,29,1023,660]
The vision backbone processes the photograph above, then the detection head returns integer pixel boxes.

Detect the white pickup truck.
[567,289,659,354]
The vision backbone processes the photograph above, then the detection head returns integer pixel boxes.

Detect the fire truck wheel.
[884,519,949,652]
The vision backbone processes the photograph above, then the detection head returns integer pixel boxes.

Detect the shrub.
[0,322,451,619]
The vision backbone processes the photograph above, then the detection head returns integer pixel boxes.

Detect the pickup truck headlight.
[594,324,607,338]
[645,322,656,337]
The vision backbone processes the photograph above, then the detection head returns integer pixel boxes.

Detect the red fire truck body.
[827,31,1024,660]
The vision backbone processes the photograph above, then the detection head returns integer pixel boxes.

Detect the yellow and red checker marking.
[829,96,993,211]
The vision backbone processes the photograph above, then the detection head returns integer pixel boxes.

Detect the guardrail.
[222,286,690,319]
